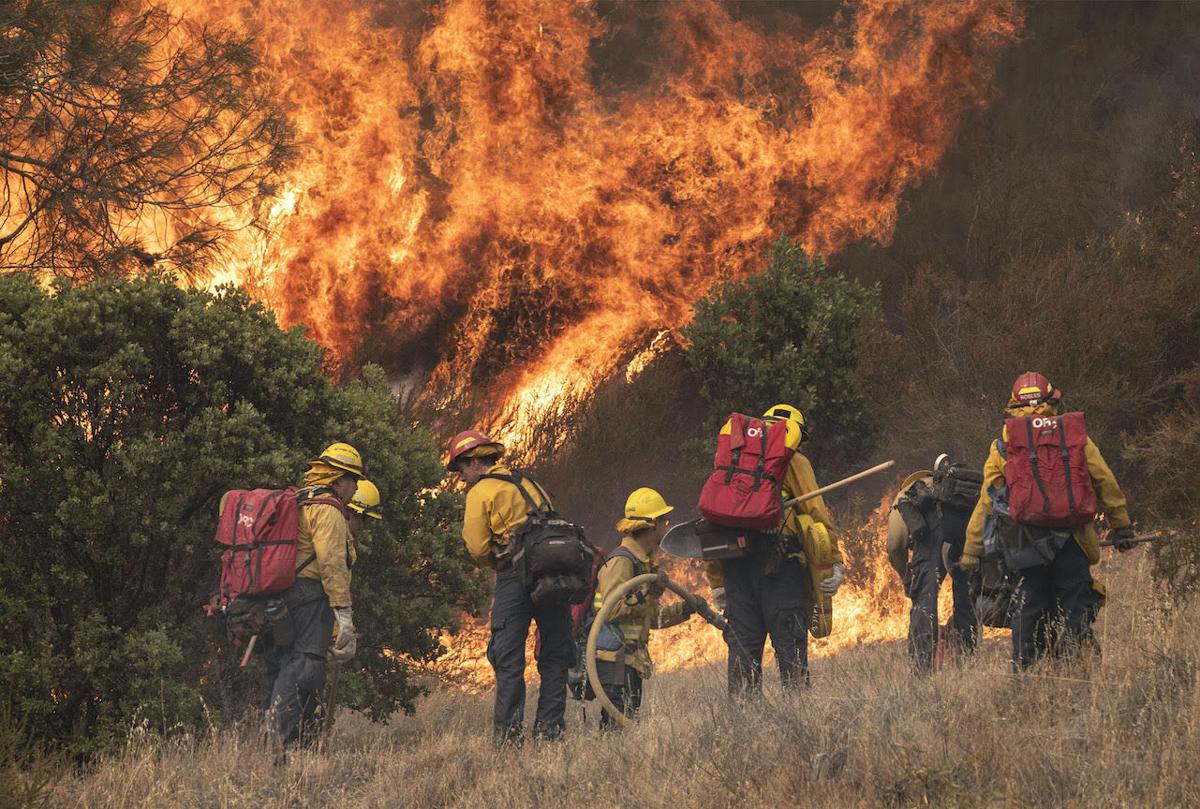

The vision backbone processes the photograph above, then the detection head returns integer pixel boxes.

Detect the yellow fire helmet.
[623,487,674,522]
[763,403,810,447]
[348,479,383,520]
[313,442,365,479]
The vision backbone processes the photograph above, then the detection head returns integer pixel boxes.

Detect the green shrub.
[0,274,483,752]
[680,238,891,472]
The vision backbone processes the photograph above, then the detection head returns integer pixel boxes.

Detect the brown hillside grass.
[48,550,1200,809]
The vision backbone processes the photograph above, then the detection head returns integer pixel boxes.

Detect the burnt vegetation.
[0,0,293,280]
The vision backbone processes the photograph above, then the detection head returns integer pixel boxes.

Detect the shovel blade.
[660,519,705,559]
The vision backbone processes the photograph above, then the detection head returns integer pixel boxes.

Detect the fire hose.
[585,572,727,728]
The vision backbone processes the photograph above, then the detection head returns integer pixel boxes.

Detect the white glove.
[819,563,846,596]
[331,607,357,662]
[711,587,726,611]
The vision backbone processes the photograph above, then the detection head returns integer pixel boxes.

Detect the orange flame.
[427,491,975,691]
[163,0,1019,427]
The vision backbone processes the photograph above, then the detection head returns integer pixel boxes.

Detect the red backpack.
[212,487,342,606]
[698,413,795,530]
[1003,411,1097,528]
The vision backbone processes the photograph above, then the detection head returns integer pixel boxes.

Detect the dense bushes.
[681,240,893,474]
[0,274,482,752]
[880,148,1200,590]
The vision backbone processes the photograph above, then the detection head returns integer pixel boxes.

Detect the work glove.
[648,569,668,599]
[819,562,846,596]
[1110,525,1137,553]
[331,607,357,662]
[958,553,980,573]
[711,587,726,611]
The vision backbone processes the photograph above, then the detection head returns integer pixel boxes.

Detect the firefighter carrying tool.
[661,460,896,559]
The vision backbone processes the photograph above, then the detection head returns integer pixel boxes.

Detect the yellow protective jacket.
[594,536,689,677]
[964,404,1131,565]
[705,452,842,589]
[886,471,934,578]
[294,488,356,609]
[462,463,551,568]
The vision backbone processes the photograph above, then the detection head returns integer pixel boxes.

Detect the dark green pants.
[723,551,810,695]
[596,659,643,730]
[907,506,979,674]
[487,569,572,742]
[1010,540,1100,669]
[261,578,332,747]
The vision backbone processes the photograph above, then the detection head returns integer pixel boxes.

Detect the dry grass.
[44,549,1200,809]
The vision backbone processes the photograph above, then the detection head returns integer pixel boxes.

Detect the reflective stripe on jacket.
[594,536,687,677]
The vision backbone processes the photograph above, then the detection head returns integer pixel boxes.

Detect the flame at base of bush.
[425,492,983,692]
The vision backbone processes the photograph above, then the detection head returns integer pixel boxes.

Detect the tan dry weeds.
[55,550,1200,809]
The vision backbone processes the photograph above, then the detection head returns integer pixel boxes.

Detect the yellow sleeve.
[783,454,843,564]
[704,560,724,590]
[462,485,494,568]
[1085,438,1131,528]
[597,556,644,623]
[308,504,353,608]
[964,441,1004,558]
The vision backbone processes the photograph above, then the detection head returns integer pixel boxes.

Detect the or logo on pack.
[1031,416,1058,432]
[238,514,255,528]
[746,426,762,438]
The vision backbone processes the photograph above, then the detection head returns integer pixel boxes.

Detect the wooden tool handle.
[239,634,258,668]
[783,460,895,508]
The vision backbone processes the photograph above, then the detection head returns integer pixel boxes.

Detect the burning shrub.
[0,0,293,280]
[681,238,892,472]
[0,274,483,752]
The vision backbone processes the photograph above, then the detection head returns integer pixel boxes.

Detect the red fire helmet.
[1009,371,1062,408]
[446,430,505,469]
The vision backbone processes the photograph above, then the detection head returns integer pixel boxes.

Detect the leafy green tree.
[0,273,482,752]
[681,238,888,471]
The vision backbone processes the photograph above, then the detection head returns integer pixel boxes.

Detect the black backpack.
[480,472,595,606]
[567,546,643,701]
[931,463,984,513]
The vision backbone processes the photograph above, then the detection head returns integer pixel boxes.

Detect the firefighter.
[887,457,980,675]
[593,488,700,728]
[960,373,1135,669]
[346,479,382,538]
[449,430,572,746]
[705,405,845,695]
[263,442,363,748]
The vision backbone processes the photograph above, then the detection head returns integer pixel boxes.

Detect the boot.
[532,722,565,742]
[493,723,524,748]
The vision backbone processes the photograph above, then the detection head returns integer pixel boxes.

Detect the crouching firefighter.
[887,456,981,675]
[263,443,364,747]
[703,405,846,695]
[959,372,1135,669]
[449,430,577,746]
[591,488,701,728]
